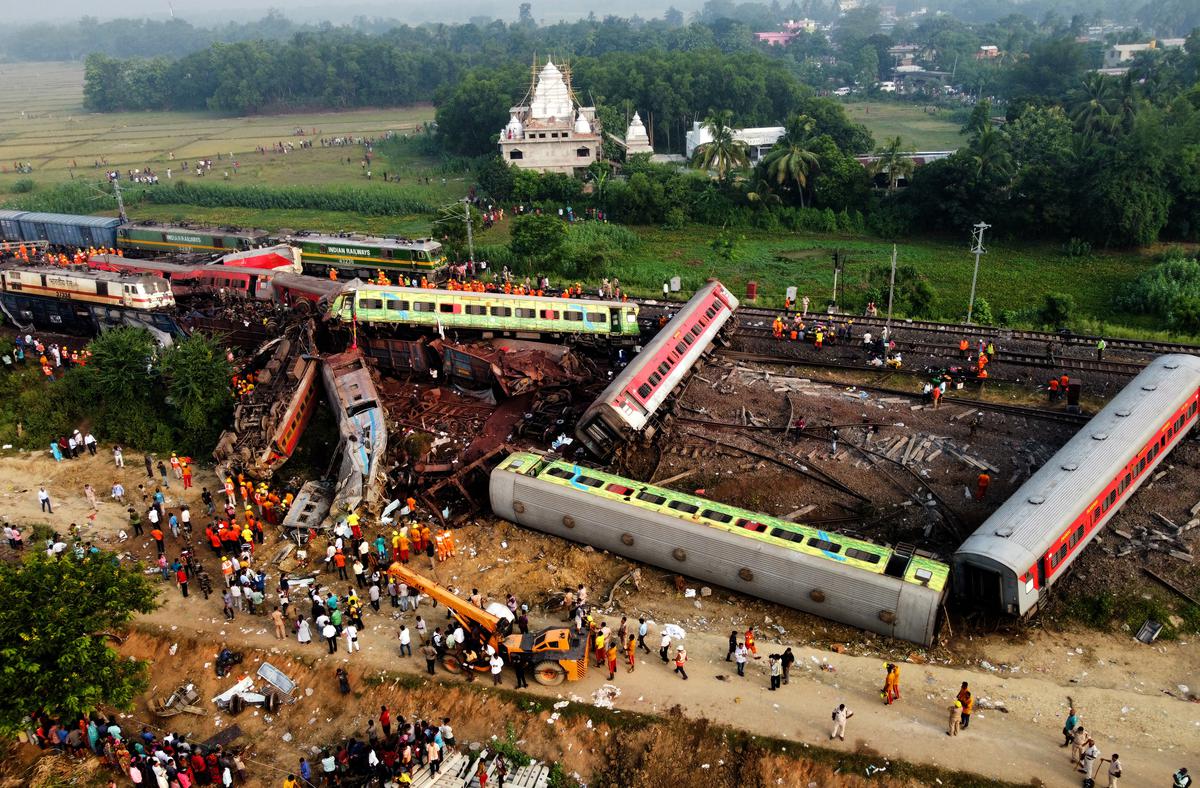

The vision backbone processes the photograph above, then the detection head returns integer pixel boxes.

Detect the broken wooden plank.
[653,469,697,487]
[1153,512,1181,533]
[783,504,817,521]
[1142,568,1200,608]
[1189,500,1200,517]
[925,449,942,463]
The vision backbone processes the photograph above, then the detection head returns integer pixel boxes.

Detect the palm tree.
[968,125,1013,183]
[760,114,821,206]
[1070,72,1116,137]
[691,109,749,182]
[868,136,915,192]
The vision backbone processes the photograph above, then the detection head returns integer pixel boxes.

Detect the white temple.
[624,112,653,156]
[499,59,602,174]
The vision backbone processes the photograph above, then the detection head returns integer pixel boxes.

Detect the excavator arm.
[386,562,504,636]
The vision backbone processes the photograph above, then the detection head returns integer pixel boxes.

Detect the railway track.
[715,349,1092,426]
[730,305,1200,358]
[734,322,1147,377]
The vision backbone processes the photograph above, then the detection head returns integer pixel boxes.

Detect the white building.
[624,112,654,156]
[498,59,602,174]
[685,121,785,164]
[1103,38,1185,69]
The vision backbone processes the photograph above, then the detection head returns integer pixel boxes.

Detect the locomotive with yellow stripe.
[117,222,270,255]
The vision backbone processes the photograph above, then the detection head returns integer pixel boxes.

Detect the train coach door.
[609,307,622,333]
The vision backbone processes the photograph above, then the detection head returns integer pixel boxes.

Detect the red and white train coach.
[575,279,739,458]
[953,354,1200,616]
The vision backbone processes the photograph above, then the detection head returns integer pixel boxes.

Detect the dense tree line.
[895,33,1200,247]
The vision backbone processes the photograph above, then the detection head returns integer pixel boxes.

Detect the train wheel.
[441,654,464,674]
[533,661,567,686]
[293,299,312,315]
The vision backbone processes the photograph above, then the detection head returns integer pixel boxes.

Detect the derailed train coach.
[491,451,949,646]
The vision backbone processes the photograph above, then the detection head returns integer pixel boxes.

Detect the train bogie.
[576,280,739,458]
[491,453,948,646]
[954,354,1200,616]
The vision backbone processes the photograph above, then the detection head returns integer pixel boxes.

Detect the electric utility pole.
[966,221,990,324]
[461,198,475,264]
[885,244,896,339]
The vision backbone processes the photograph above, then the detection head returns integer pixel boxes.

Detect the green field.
[841,101,965,151]
[0,61,438,192]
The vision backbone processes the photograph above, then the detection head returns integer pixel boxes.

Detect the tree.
[868,135,914,192]
[664,6,685,26]
[88,327,158,399]
[967,125,1014,183]
[691,109,749,182]
[1038,292,1075,327]
[518,3,535,27]
[1070,72,1118,136]
[761,114,821,206]
[509,213,566,266]
[0,551,158,733]
[159,334,232,457]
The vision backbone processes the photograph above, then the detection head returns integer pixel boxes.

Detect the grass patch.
[1058,588,1200,639]
[841,100,966,151]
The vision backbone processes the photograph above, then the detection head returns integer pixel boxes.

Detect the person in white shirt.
[398,625,412,657]
[323,623,338,653]
[659,631,671,663]
[344,623,359,653]
[830,704,853,741]
[489,654,504,685]
[734,643,748,677]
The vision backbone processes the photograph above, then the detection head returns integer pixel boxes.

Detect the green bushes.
[143,181,436,216]
[9,179,34,194]
[0,329,230,458]
[1118,257,1200,332]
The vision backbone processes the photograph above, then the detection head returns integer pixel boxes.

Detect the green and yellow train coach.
[490,451,949,646]
[284,233,445,279]
[117,223,270,255]
[330,286,640,341]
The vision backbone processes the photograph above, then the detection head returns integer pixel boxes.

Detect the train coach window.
[657,362,671,376]
[361,298,384,310]
[439,303,459,314]
[701,509,733,523]
[636,491,667,505]
[683,334,694,346]
[545,467,574,480]
[668,500,700,514]
[807,538,841,553]
[587,312,607,322]
[605,483,635,496]
[564,311,583,321]
[387,300,409,311]
[1052,544,1068,567]
[636,383,653,399]
[1190,403,1197,416]
[690,325,703,338]
[845,548,881,564]
[516,308,536,319]
[1068,524,1084,548]
[541,309,560,320]
[1135,458,1146,476]
[675,342,687,356]
[705,306,718,319]
[1119,473,1130,492]
[491,307,512,317]
[413,302,435,313]
[648,372,662,386]
[578,476,604,488]
[1103,490,1117,510]
[735,519,766,532]
[768,528,803,543]
[465,305,487,316]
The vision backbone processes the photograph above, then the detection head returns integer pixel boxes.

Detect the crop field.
[0,61,438,191]
[841,100,965,151]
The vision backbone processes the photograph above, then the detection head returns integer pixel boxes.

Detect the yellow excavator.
[388,563,589,686]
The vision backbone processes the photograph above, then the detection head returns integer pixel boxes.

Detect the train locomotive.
[575,279,738,458]
[953,354,1200,616]
[490,451,950,646]
[0,211,445,281]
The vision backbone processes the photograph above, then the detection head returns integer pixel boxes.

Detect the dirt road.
[2,450,1197,787]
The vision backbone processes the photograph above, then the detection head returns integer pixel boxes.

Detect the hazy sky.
[12,0,694,24]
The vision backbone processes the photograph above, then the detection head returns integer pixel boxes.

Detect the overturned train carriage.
[490,452,948,646]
